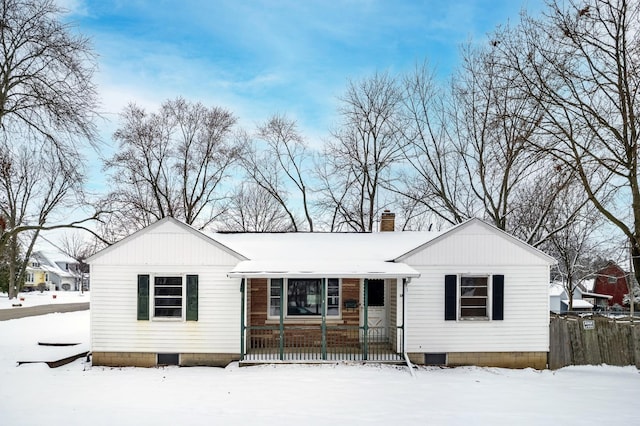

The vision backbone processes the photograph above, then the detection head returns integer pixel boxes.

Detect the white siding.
[90,220,243,354]
[403,221,551,353]
[90,219,241,267]
[402,221,552,266]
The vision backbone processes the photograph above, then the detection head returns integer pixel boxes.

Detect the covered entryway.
[235,275,416,364]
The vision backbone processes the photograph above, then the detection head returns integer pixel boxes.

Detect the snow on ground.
[0,290,90,309]
[1,310,638,426]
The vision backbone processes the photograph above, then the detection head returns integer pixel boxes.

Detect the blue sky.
[59,0,543,150]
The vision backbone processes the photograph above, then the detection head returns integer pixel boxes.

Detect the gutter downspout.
[402,278,415,377]
[240,278,245,361]
[321,278,327,360]
[279,279,284,361]
[363,278,369,361]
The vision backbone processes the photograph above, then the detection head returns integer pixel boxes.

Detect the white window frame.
[459,275,491,320]
[268,278,341,320]
[152,274,185,321]
[26,272,34,283]
[268,278,282,318]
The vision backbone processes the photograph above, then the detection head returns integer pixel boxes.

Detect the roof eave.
[227,271,421,279]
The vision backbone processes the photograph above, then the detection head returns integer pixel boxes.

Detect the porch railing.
[243,325,404,362]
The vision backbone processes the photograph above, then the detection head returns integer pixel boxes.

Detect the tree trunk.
[8,235,17,300]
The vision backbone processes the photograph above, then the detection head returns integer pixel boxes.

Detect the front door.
[366,279,387,341]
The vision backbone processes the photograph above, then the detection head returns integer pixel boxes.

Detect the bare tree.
[497,0,640,284]
[394,50,578,246]
[317,72,404,232]
[393,63,473,226]
[102,98,241,237]
[0,0,102,298]
[58,231,97,293]
[542,188,606,310]
[240,114,314,231]
[450,41,553,238]
[220,182,294,232]
[0,0,98,151]
[0,136,95,299]
[59,231,97,270]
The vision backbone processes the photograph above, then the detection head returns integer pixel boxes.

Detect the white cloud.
[55,0,88,16]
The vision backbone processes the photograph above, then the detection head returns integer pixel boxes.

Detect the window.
[459,276,488,318]
[288,279,322,315]
[137,274,198,321]
[154,276,183,318]
[44,273,49,282]
[444,274,504,321]
[269,278,340,318]
[26,272,34,283]
[269,278,282,317]
[367,279,384,307]
[31,261,39,267]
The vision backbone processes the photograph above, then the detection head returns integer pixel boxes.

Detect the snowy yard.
[0,299,638,425]
[0,290,90,309]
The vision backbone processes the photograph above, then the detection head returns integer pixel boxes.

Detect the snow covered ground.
[0,290,90,309]
[0,306,638,425]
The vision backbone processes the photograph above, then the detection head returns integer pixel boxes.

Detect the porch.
[237,276,411,364]
[241,324,405,364]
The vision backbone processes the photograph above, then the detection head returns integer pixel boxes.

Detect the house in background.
[24,251,83,291]
[548,282,612,313]
[593,262,629,307]
[88,215,555,370]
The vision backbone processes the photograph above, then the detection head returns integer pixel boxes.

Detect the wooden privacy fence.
[549,314,640,370]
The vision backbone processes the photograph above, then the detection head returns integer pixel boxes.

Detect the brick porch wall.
[247,278,361,347]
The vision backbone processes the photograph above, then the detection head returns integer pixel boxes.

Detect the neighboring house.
[88,215,555,369]
[24,251,83,291]
[548,282,612,313]
[549,282,567,313]
[579,291,612,311]
[53,256,85,291]
[24,257,49,291]
[593,262,629,307]
[549,282,593,313]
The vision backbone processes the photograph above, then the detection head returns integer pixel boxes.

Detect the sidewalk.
[0,302,90,321]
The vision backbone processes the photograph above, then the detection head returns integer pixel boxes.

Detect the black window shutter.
[492,274,504,320]
[444,275,457,321]
[186,275,199,321]
[137,274,150,320]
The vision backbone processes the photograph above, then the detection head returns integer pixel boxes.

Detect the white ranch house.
[88,215,555,369]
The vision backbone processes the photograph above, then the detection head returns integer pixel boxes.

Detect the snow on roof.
[562,299,593,309]
[212,231,441,278]
[39,264,74,278]
[31,251,76,278]
[228,260,420,278]
[580,278,596,292]
[581,291,613,300]
[549,282,566,297]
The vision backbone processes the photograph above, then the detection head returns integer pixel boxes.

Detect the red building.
[593,262,629,307]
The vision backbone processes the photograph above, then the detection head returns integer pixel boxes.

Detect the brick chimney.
[380,210,395,232]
